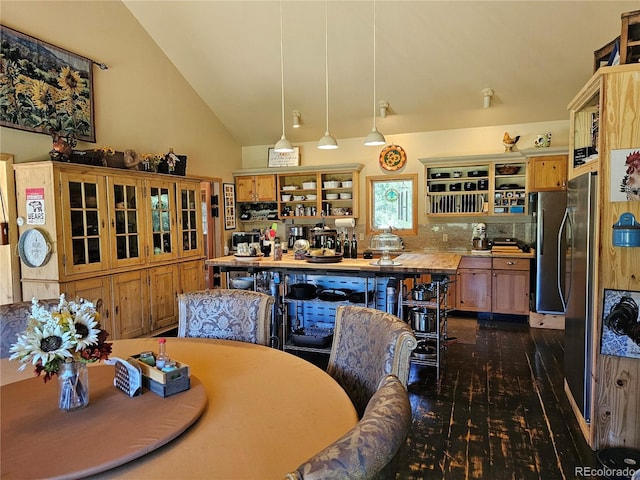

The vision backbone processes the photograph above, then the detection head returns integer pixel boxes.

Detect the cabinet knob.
[507,261,515,265]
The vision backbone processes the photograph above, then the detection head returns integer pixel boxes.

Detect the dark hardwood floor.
[397,318,600,480]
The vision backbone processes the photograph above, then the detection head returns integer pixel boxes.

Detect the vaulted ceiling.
[124,1,638,147]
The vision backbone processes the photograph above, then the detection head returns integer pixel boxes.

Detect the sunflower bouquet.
[9,295,112,383]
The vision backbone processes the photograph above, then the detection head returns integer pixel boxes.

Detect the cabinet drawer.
[458,256,491,269]
[492,257,530,271]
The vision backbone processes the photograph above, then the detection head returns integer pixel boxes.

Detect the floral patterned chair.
[0,299,59,358]
[286,374,412,480]
[327,305,417,417]
[177,289,274,345]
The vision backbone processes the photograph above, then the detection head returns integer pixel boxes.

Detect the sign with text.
[25,187,45,225]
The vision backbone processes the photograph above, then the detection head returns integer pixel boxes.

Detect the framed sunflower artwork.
[0,25,96,142]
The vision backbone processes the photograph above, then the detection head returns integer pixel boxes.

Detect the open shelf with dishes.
[421,153,528,216]
[276,167,360,220]
[493,161,528,215]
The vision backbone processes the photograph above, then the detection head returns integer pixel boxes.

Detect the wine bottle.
[350,233,358,259]
[343,233,351,258]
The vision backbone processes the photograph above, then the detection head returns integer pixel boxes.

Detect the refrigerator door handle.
[539,209,544,256]
[557,207,569,311]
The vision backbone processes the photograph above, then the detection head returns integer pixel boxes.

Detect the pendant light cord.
[279,1,286,138]
[372,0,377,129]
[324,0,330,133]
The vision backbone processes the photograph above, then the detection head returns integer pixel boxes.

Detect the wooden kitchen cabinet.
[235,174,276,202]
[456,257,492,312]
[63,276,112,333]
[149,264,179,333]
[233,164,364,221]
[179,259,206,294]
[526,152,568,191]
[14,161,205,339]
[455,255,530,316]
[60,170,110,275]
[491,257,530,315]
[112,270,148,339]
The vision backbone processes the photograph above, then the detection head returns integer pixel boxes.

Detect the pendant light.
[274,1,293,153]
[364,0,386,147]
[318,0,338,150]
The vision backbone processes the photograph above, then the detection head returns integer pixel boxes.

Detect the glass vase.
[58,361,89,411]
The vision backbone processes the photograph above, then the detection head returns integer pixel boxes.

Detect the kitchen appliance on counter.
[231,231,261,252]
[558,172,597,423]
[471,222,489,251]
[287,226,308,249]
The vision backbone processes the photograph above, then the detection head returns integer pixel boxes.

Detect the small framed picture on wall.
[223,183,236,230]
[268,147,300,167]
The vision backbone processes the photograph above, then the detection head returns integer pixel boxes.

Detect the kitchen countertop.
[420,248,535,259]
[207,252,462,275]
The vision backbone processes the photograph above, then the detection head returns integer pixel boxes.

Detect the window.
[366,174,418,235]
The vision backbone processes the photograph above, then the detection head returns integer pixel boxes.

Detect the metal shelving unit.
[280,272,388,356]
[400,276,453,377]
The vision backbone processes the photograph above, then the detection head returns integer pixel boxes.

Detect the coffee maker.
[288,226,308,249]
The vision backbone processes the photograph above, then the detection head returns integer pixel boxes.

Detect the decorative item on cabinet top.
[69,147,187,176]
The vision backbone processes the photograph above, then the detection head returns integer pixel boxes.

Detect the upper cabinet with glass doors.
[61,171,109,275]
[107,176,145,268]
[177,181,203,257]
[147,179,177,262]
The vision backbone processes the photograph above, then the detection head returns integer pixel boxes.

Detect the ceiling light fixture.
[318,0,338,150]
[274,1,293,153]
[379,101,389,119]
[292,110,301,128]
[482,88,494,109]
[364,0,386,147]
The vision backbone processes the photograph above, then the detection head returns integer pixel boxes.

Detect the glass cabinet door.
[61,172,108,275]
[178,182,203,257]
[108,176,144,267]
[147,180,177,262]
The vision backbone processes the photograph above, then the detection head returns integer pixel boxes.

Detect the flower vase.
[58,361,89,411]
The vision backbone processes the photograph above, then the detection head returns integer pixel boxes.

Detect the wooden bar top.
[207,252,462,275]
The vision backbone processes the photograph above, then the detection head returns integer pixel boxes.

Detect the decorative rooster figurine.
[502,132,520,152]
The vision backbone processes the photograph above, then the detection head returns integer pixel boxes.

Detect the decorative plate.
[18,227,52,268]
[379,144,407,171]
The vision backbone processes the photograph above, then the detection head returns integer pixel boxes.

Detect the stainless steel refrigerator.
[534,190,568,314]
[558,171,597,422]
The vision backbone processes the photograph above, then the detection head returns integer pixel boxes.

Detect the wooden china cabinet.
[13,161,205,339]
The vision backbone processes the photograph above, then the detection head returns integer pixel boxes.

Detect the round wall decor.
[379,144,407,171]
[18,227,52,268]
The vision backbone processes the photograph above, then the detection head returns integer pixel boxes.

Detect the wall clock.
[379,145,407,171]
[18,227,52,268]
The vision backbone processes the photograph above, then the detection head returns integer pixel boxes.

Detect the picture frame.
[0,25,96,142]
[268,147,300,168]
[223,183,236,230]
[600,288,640,359]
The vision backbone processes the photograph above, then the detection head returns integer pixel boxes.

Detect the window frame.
[366,174,418,236]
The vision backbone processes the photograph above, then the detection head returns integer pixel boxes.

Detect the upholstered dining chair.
[286,374,412,480]
[327,305,417,417]
[177,289,274,345]
[0,299,59,358]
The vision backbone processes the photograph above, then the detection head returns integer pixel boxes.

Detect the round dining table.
[0,338,358,479]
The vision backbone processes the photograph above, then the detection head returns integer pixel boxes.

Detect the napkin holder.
[131,353,191,397]
[107,357,143,398]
